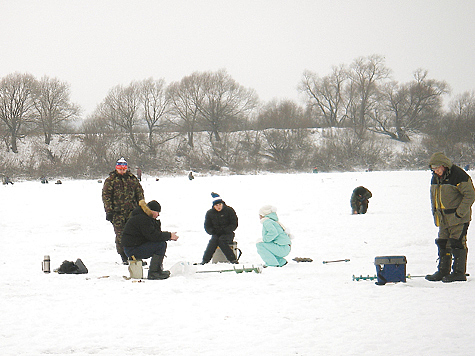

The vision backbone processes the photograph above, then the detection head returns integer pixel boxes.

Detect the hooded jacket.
[350,186,372,212]
[429,152,475,227]
[121,200,171,247]
[260,212,291,245]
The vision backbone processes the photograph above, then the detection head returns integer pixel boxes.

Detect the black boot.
[426,239,451,281]
[148,254,170,280]
[219,242,239,264]
[442,248,467,282]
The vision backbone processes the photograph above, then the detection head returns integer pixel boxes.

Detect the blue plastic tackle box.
[374,256,407,285]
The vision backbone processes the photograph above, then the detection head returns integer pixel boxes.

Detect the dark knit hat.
[147,200,161,212]
[211,192,224,206]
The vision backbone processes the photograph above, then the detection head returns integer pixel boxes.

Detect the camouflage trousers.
[111,215,129,259]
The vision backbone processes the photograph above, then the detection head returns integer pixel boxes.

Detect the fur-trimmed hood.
[138,200,154,218]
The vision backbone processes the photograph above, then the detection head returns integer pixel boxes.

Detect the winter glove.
[106,212,114,221]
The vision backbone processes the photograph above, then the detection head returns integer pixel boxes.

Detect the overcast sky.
[1,0,474,118]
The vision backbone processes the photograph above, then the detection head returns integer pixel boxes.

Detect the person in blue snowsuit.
[256,205,291,267]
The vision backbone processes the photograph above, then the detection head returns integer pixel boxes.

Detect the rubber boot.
[148,254,170,280]
[426,240,451,281]
[442,248,467,282]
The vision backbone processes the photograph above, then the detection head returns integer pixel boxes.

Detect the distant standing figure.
[256,205,291,267]
[102,157,144,264]
[426,152,475,282]
[40,176,48,184]
[2,176,13,185]
[350,186,372,214]
[136,167,142,181]
[188,171,194,180]
[198,192,238,265]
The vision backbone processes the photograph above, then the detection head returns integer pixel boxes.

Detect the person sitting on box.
[121,200,179,280]
[197,192,238,265]
[350,186,372,214]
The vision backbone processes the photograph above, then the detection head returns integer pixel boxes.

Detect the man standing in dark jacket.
[426,152,475,282]
[199,192,238,264]
[122,200,179,280]
[102,157,144,264]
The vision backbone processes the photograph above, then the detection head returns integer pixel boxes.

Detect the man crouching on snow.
[121,200,179,280]
[426,152,475,283]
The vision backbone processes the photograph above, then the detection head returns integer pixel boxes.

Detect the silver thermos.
[42,255,51,273]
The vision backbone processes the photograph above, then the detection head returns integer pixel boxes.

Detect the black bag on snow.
[57,259,88,274]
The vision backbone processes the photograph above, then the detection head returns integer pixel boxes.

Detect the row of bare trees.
[0,73,79,153]
[300,54,450,141]
[84,69,258,153]
[85,55,456,155]
[2,55,475,174]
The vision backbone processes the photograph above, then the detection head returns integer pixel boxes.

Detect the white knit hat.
[259,205,276,217]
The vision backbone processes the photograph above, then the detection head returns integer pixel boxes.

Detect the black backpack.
[57,259,88,274]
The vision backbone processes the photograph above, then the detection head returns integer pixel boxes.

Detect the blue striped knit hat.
[211,192,224,206]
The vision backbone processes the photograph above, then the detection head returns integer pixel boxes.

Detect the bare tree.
[31,76,80,145]
[368,81,409,141]
[139,78,174,154]
[167,73,204,148]
[300,65,348,127]
[370,69,449,141]
[449,90,475,119]
[257,99,309,129]
[261,128,313,169]
[0,72,36,153]
[405,69,449,130]
[446,90,475,144]
[346,54,392,137]
[99,82,143,153]
[81,111,117,171]
[196,69,258,141]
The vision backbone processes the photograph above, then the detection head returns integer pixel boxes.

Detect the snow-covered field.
[1,170,474,355]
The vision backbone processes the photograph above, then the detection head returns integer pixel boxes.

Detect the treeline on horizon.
[1,54,475,178]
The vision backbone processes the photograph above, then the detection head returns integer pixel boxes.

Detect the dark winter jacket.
[102,170,144,223]
[204,203,238,237]
[121,200,172,247]
[350,186,372,212]
[429,153,475,227]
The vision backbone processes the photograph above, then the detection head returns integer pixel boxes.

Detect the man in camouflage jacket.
[102,157,144,263]
[426,152,475,282]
